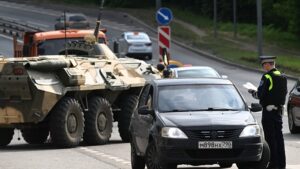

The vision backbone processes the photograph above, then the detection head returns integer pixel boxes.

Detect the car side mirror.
[250,103,262,112]
[138,106,154,116]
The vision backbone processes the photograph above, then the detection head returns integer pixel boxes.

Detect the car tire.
[83,96,113,145]
[219,163,233,168]
[131,141,146,169]
[21,125,49,144]
[288,108,300,134]
[0,128,14,147]
[118,94,138,142]
[237,141,270,169]
[146,141,177,169]
[50,97,84,148]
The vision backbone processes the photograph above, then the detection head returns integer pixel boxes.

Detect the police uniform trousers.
[262,108,286,169]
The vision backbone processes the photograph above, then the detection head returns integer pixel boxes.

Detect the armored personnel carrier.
[0,39,160,147]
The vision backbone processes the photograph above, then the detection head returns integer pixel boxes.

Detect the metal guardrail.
[0,17,44,38]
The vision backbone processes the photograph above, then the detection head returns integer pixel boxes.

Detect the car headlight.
[239,125,260,137]
[161,127,188,139]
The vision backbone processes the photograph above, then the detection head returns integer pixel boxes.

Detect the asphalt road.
[0,1,299,169]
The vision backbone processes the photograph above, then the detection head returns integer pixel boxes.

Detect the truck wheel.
[50,97,84,148]
[237,141,270,169]
[83,97,113,145]
[0,128,14,147]
[21,126,49,144]
[118,94,138,142]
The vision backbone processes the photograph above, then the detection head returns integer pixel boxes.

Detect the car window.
[38,38,106,55]
[126,34,149,40]
[138,85,151,108]
[177,69,220,78]
[69,15,87,22]
[158,84,246,112]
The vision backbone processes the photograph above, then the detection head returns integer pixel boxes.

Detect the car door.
[131,84,154,155]
[289,80,300,125]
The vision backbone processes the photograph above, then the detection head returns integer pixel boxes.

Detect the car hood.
[159,111,256,127]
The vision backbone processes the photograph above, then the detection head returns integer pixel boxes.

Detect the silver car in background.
[171,66,227,78]
[118,32,152,60]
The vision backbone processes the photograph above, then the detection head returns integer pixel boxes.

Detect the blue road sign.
[156,8,173,25]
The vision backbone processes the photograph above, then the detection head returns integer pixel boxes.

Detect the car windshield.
[37,38,106,55]
[158,84,246,112]
[176,68,220,78]
[126,34,149,40]
[69,15,87,22]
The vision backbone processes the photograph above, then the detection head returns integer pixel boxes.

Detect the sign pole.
[256,0,263,57]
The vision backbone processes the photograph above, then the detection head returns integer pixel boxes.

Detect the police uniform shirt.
[257,68,287,107]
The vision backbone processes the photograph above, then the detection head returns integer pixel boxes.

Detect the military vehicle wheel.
[50,97,84,148]
[118,94,138,142]
[0,128,14,147]
[21,126,49,144]
[83,96,113,145]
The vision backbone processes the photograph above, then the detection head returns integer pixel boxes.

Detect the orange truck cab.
[14,29,107,57]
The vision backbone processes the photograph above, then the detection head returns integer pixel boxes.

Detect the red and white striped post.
[158,26,171,63]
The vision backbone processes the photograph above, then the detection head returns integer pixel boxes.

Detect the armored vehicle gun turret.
[0,41,161,148]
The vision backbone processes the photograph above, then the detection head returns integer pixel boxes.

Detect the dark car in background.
[129,78,270,169]
[54,13,90,30]
[287,79,300,134]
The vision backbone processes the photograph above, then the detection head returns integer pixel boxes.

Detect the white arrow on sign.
[158,11,169,20]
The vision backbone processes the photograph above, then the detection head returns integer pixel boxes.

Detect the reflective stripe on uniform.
[264,74,273,91]
[273,70,281,76]
[264,70,281,91]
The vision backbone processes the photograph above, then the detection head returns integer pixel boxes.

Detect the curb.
[125,13,298,81]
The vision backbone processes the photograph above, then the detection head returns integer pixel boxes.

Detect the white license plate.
[198,141,232,149]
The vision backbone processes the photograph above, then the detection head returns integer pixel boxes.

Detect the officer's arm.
[257,75,269,100]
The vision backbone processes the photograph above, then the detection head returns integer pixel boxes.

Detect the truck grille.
[184,129,242,140]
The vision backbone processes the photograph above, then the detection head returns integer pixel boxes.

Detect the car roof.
[171,66,217,71]
[152,78,233,87]
[124,32,148,36]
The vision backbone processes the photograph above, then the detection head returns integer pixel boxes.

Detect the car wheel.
[288,108,300,134]
[219,163,233,168]
[131,141,145,169]
[237,141,270,169]
[147,54,152,60]
[146,141,177,169]
[83,96,113,145]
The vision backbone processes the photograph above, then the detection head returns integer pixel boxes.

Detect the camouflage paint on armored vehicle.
[0,42,160,148]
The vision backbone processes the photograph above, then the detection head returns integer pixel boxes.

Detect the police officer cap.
[260,56,276,64]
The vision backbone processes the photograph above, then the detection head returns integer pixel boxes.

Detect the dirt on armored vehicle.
[0,41,161,148]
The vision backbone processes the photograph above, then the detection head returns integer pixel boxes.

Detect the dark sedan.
[287,79,300,134]
[129,78,270,169]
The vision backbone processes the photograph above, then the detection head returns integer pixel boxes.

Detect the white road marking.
[79,147,131,166]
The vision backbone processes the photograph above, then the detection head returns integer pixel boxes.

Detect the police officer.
[248,56,287,169]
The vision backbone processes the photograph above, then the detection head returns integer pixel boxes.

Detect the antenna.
[64,10,68,56]
[94,0,105,41]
